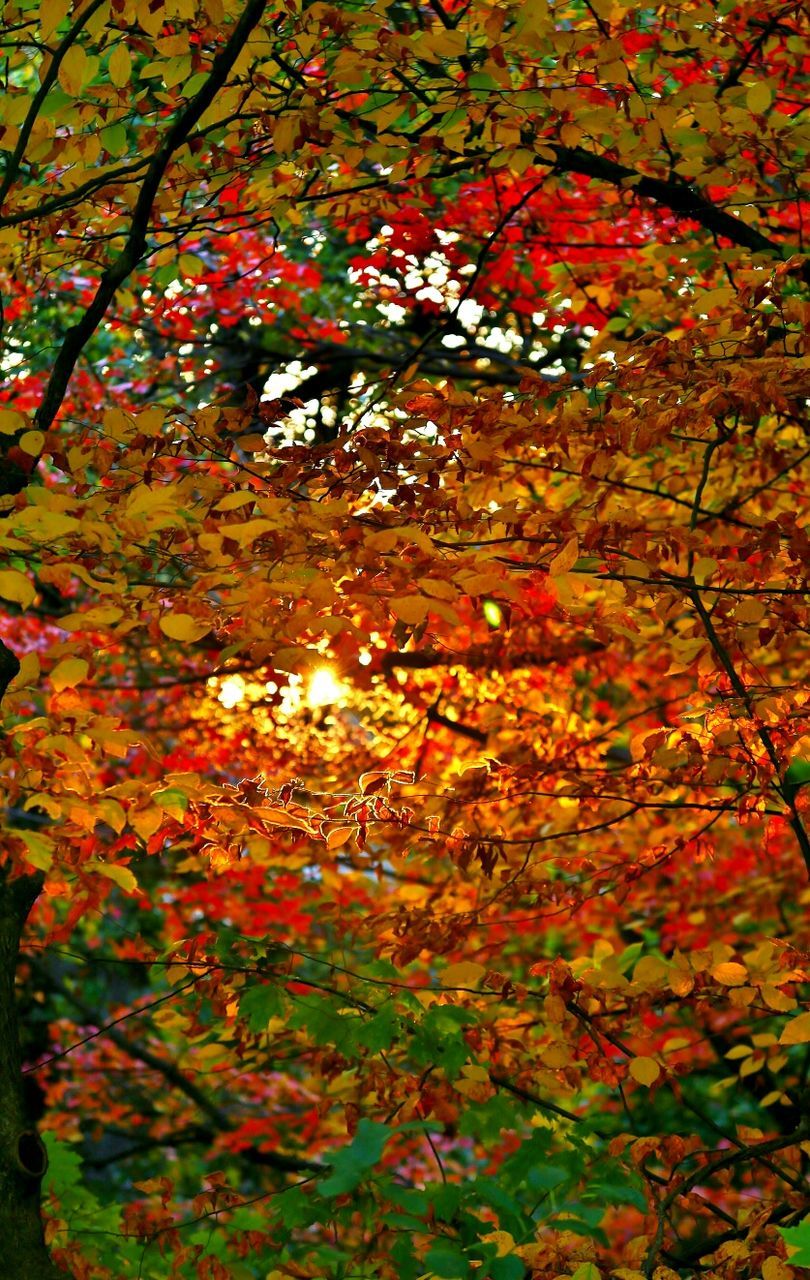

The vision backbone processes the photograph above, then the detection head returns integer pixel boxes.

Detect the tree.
[0,0,808,1276]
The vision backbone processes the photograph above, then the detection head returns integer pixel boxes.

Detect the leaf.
[548,536,579,576]
[239,984,285,1033]
[761,1258,795,1280]
[159,613,210,642]
[779,1216,810,1266]
[86,862,138,893]
[179,253,205,278]
[0,569,35,609]
[441,961,486,988]
[779,1012,810,1046]
[108,43,132,88]
[50,657,89,692]
[0,408,26,434]
[390,596,429,626]
[58,46,89,96]
[571,1266,601,1280]
[629,1057,660,1086]
[424,1242,471,1278]
[326,826,353,850]
[19,830,54,872]
[317,1119,390,1197]
[153,788,189,821]
[784,759,810,798]
[746,82,772,114]
[19,430,44,456]
[712,962,748,987]
[10,652,40,689]
[39,0,70,40]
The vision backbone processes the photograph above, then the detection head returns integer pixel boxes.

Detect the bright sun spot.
[306,666,347,709]
[217,674,246,709]
[213,667,347,715]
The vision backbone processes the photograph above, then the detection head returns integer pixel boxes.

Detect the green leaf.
[42,1134,83,1197]
[784,759,810,800]
[390,1235,421,1280]
[239,983,285,1033]
[427,1181,463,1222]
[490,1257,525,1280]
[317,1119,390,1197]
[779,1216,810,1266]
[354,1003,399,1053]
[412,1005,477,1078]
[424,1242,471,1278]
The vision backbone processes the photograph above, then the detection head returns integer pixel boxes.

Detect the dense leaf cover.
[0,0,808,1277]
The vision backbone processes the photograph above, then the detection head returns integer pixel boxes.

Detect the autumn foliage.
[0,0,809,1277]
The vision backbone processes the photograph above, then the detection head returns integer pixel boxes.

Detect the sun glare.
[217,674,246,709]
[306,666,347,709]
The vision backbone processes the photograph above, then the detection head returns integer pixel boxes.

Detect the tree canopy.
[0,1,809,1277]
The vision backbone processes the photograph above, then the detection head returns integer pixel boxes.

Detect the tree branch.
[34,0,269,435]
[550,145,792,265]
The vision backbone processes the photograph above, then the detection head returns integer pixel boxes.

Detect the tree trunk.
[0,872,65,1278]
[1,641,64,1276]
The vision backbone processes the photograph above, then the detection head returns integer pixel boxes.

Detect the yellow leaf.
[746,82,772,114]
[326,826,353,850]
[98,798,126,834]
[159,613,211,642]
[779,1011,810,1046]
[0,569,35,609]
[761,1258,794,1280]
[390,596,429,626]
[9,652,40,690]
[60,605,123,631]
[632,955,668,986]
[629,1056,660,1086]
[39,0,70,40]
[479,1231,515,1258]
[255,805,316,836]
[693,557,717,584]
[130,808,163,840]
[418,578,458,601]
[515,1244,547,1266]
[16,507,80,539]
[179,252,205,277]
[540,1043,571,1068]
[712,962,748,987]
[0,408,26,434]
[108,42,132,88]
[735,598,766,624]
[58,45,89,96]
[761,984,796,1012]
[441,961,486,988]
[273,116,299,155]
[19,430,44,456]
[19,830,54,872]
[50,657,89,692]
[126,484,175,518]
[86,862,138,893]
[549,536,579,576]
[219,518,276,546]
[215,491,256,511]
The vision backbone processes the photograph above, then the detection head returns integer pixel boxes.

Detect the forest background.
[0,1,809,1278]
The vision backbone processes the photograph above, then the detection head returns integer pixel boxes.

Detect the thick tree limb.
[0,872,61,1279]
[550,145,791,263]
[33,0,269,435]
[0,0,107,211]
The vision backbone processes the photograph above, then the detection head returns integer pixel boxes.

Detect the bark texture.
[0,871,63,1278]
